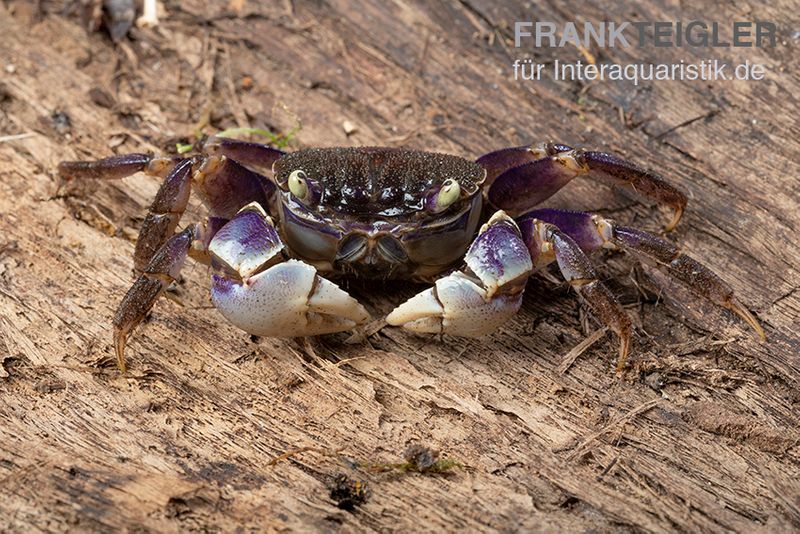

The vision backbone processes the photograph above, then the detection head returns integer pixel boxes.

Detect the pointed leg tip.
[113,330,128,374]
[615,334,631,373]
[726,299,766,342]
[664,206,684,232]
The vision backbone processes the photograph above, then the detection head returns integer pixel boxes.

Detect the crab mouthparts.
[335,233,409,269]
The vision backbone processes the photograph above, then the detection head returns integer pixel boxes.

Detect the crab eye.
[436,179,461,209]
[288,170,309,199]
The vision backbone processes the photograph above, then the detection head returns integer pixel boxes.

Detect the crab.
[58,136,765,372]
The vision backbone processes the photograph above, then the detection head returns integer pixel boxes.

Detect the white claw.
[386,272,523,337]
[212,260,370,337]
[385,288,443,326]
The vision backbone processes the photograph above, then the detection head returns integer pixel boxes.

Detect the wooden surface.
[1,1,799,531]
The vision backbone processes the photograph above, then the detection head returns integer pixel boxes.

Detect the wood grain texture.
[0,0,798,531]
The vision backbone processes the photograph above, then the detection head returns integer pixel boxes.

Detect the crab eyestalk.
[287,169,322,206]
[423,179,462,213]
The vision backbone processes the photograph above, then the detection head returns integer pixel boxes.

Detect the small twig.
[0,132,36,143]
[557,327,608,374]
[566,399,660,461]
[268,446,332,466]
[136,0,159,28]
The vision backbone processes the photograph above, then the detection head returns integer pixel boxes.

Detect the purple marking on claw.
[211,273,235,296]
[209,208,283,277]
[520,209,605,252]
[466,215,532,295]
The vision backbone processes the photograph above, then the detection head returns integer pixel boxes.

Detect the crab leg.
[209,203,370,339]
[200,135,285,172]
[112,224,205,372]
[57,153,185,181]
[59,144,280,270]
[524,208,766,341]
[386,211,533,338]
[132,159,194,271]
[516,216,633,370]
[60,154,195,271]
[477,143,687,230]
[191,155,276,219]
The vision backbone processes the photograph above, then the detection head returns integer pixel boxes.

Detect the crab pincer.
[209,204,370,338]
[387,212,532,336]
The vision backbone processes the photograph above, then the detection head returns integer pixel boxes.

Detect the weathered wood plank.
[1,0,798,531]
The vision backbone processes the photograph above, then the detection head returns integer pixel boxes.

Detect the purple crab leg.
[57,153,185,181]
[192,155,276,219]
[59,144,280,270]
[477,143,688,231]
[387,211,533,337]
[522,208,766,341]
[200,136,285,172]
[516,215,633,371]
[112,223,206,372]
[60,154,195,272]
[132,158,194,271]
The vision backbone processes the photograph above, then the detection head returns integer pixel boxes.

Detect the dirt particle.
[89,87,116,109]
[35,378,66,394]
[404,444,438,471]
[50,111,72,136]
[329,474,369,511]
[342,120,358,136]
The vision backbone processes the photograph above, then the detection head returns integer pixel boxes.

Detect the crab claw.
[209,204,370,337]
[212,261,370,337]
[387,211,532,336]
[386,272,525,336]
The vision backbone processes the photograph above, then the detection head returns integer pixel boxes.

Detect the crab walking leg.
[386,211,533,337]
[112,224,205,372]
[192,155,276,219]
[200,135,285,172]
[59,154,195,272]
[60,150,278,270]
[209,204,371,338]
[132,155,276,271]
[477,143,687,230]
[525,208,766,341]
[57,153,186,181]
[516,216,633,371]
[133,159,194,271]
